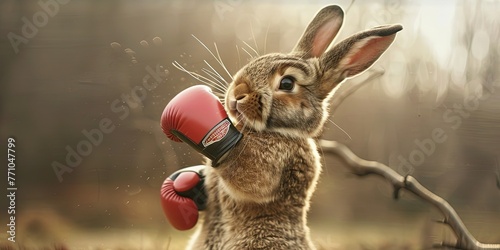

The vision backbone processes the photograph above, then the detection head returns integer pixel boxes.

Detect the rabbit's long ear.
[318,24,402,96]
[291,5,344,58]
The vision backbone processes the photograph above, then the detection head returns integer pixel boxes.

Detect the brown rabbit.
[187,5,402,250]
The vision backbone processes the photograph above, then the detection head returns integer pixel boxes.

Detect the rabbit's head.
[225,5,402,138]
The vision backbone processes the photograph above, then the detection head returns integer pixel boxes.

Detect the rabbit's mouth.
[228,99,246,124]
[226,82,268,131]
[227,95,267,131]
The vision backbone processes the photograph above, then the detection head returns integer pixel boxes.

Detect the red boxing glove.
[161,85,242,163]
[160,165,207,231]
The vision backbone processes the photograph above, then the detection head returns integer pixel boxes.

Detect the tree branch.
[320,139,500,250]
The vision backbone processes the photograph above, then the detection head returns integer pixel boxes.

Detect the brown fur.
[187,5,402,250]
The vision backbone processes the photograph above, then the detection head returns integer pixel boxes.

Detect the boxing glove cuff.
[170,118,241,164]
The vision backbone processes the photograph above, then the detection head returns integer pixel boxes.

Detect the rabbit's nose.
[235,93,247,101]
[234,82,250,101]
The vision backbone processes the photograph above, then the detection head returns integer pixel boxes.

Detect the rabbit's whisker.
[242,40,259,57]
[230,122,251,165]
[250,22,260,56]
[214,92,226,100]
[213,42,234,81]
[346,0,356,13]
[263,22,270,54]
[233,107,250,127]
[203,60,229,86]
[236,45,241,69]
[236,113,247,126]
[191,35,234,81]
[241,47,256,60]
[225,121,248,167]
[237,118,248,133]
[327,118,352,140]
[172,61,226,95]
[201,68,228,91]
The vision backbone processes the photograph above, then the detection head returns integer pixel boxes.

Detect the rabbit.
[186,5,402,250]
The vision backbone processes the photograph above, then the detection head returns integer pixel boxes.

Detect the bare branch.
[320,139,500,250]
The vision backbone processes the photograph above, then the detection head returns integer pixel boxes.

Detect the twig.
[320,139,500,250]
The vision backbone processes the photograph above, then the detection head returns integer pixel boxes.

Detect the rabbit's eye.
[279,76,295,91]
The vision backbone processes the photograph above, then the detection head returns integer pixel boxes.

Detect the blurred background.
[0,0,499,249]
